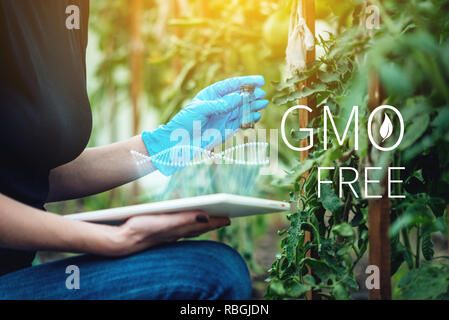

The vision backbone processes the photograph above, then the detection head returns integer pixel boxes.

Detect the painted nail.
[196,215,209,223]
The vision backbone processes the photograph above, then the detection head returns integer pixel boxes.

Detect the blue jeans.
[0,240,252,300]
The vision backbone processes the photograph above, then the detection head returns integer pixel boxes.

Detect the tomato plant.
[267,0,449,300]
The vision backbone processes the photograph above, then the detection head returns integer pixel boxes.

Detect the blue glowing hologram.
[130,142,270,168]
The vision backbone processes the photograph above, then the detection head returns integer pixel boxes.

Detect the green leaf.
[379,62,414,98]
[390,203,434,237]
[293,159,315,177]
[273,84,330,106]
[431,108,449,131]
[268,280,286,296]
[428,197,446,217]
[332,223,355,238]
[304,274,316,286]
[334,73,367,134]
[286,281,311,298]
[304,258,335,283]
[422,233,435,261]
[319,184,342,213]
[291,129,311,141]
[401,96,431,122]
[397,263,449,300]
[399,114,430,150]
[286,213,303,264]
[351,212,363,227]
[403,249,414,269]
[272,73,310,92]
[332,283,352,300]
[317,71,340,83]
[434,216,449,234]
[391,238,405,274]
[342,277,359,290]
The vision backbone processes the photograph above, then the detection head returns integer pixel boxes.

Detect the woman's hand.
[106,212,230,256]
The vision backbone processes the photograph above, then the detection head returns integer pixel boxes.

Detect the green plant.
[396,262,449,299]
[267,0,449,300]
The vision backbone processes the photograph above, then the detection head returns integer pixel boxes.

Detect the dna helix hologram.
[131,142,270,168]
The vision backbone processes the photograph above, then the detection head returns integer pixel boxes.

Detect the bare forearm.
[0,194,119,254]
[48,135,156,202]
[0,193,229,258]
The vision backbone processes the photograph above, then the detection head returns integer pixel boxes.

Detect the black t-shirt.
[0,1,92,276]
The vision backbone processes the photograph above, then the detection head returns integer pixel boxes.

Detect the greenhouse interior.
[1,0,449,303]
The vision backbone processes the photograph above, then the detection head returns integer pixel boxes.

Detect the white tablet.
[64,193,290,223]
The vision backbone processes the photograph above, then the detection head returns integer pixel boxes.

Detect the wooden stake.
[368,73,392,300]
[297,0,319,300]
[299,0,318,159]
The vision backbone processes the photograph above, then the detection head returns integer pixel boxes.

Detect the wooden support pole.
[368,197,391,299]
[297,0,319,300]
[298,2,316,190]
[298,0,318,161]
[368,73,392,300]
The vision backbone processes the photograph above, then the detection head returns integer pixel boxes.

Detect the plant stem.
[396,154,415,266]
[416,227,421,268]
[343,191,352,223]
[350,243,363,273]
[402,228,413,259]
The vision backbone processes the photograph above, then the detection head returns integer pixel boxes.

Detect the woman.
[0,1,268,299]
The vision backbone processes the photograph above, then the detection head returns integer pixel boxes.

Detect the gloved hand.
[141,75,268,176]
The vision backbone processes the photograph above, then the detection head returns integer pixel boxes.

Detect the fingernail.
[196,215,209,223]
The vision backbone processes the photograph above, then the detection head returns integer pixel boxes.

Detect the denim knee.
[189,241,252,300]
[125,240,252,300]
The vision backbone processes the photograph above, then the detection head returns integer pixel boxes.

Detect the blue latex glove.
[142,75,268,176]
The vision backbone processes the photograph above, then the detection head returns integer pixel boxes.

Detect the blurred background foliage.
[265,0,449,300]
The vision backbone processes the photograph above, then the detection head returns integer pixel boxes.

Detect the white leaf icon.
[380,114,393,142]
